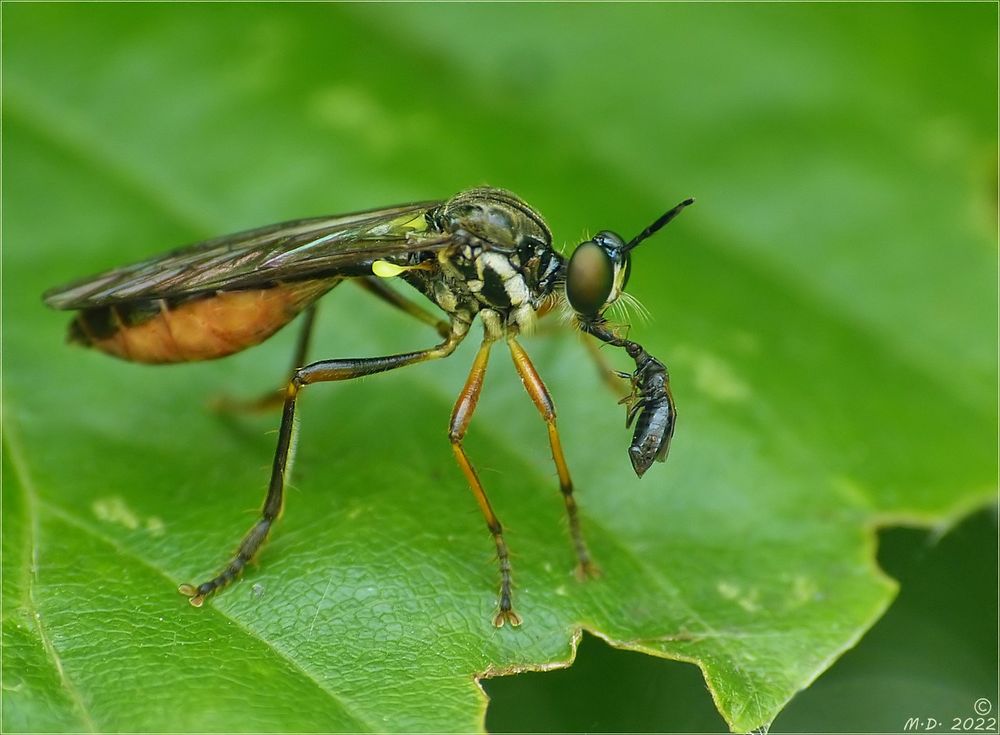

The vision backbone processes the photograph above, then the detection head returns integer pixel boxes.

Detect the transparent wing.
[44,200,446,309]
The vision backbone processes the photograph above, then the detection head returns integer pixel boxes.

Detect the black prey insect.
[44,187,693,627]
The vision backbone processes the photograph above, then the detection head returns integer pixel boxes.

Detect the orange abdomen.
[70,280,336,364]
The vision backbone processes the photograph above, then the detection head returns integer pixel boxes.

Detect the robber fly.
[44,187,693,627]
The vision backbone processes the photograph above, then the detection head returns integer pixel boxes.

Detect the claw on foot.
[177,583,206,607]
[493,608,523,628]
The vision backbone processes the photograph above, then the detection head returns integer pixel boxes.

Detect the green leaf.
[483,511,999,732]
[3,4,995,733]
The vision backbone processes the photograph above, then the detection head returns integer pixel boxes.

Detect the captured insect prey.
[44,187,694,627]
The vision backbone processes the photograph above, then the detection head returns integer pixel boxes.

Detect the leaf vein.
[4,427,98,733]
[36,499,381,734]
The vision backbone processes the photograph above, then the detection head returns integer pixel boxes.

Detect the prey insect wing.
[43,200,443,309]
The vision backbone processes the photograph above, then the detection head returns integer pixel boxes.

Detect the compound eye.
[566,241,615,316]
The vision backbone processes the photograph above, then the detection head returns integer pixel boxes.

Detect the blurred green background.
[3,3,996,733]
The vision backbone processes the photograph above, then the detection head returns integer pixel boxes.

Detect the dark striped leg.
[508,337,598,580]
[216,281,449,413]
[356,277,451,339]
[212,304,320,412]
[449,340,521,627]
[179,327,465,606]
[581,332,633,399]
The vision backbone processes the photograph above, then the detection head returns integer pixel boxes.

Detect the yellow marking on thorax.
[372,259,434,278]
[372,260,407,278]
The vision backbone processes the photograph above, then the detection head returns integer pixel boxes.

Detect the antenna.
[623,198,695,253]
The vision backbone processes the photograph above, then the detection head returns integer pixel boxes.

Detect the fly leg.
[581,333,634,399]
[179,325,467,606]
[356,277,451,339]
[211,303,320,412]
[508,316,625,398]
[215,279,450,413]
[449,340,521,627]
[508,337,598,580]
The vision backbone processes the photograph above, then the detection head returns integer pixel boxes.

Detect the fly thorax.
[432,188,551,253]
[429,188,561,336]
[470,250,545,337]
[474,251,530,309]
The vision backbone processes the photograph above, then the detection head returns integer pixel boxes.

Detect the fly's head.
[564,230,633,319]
[564,198,694,323]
